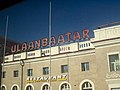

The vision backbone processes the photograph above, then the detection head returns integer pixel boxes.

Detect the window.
[12,86,18,90]
[82,81,92,90]
[26,85,33,90]
[80,80,95,90]
[109,54,120,72]
[61,65,68,73]
[80,44,83,48]
[28,53,35,56]
[13,70,19,77]
[27,69,33,76]
[2,71,6,78]
[60,83,70,90]
[1,86,5,90]
[81,62,89,71]
[111,88,120,90]
[43,67,49,75]
[42,84,50,90]
[88,43,90,46]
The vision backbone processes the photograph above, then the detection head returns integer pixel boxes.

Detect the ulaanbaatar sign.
[11,29,90,53]
[27,75,67,83]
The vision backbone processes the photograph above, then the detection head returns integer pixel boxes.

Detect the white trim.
[59,81,71,90]
[106,79,120,90]
[2,50,95,66]
[107,52,119,55]
[11,84,19,90]
[79,79,95,90]
[109,85,120,90]
[25,83,34,90]
[1,84,7,90]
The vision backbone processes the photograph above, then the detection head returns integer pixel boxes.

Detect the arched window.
[1,86,5,90]
[26,85,33,90]
[42,84,50,90]
[12,86,18,90]
[60,83,70,90]
[80,80,95,90]
[82,82,92,90]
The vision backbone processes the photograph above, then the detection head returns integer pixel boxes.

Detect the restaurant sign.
[27,75,67,83]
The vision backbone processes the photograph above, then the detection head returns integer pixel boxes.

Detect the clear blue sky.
[0,0,120,43]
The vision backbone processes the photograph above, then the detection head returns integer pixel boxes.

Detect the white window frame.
[13,70,19,77]
[81,62,89,71]
[11,84,19,90]
[79,79,95,90]
[111,88,120,90]
[41,83,51,90]
[1,84,7,90]
[2,71,6,78]
[43,67,49,75]
[61,65,68,73]
[27,69,33,76]
[59,81,71,90]
[25,84,34,90]
[107,52,120,72]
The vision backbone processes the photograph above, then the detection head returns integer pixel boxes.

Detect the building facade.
[0,37,19,87]
[1,25,120,90]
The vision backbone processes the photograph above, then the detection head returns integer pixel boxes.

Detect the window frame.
[2,71,6,78]
[61,64,68,73]
[13,70,19,77]
[111,88,120,90]
[12,86,18,90]
[26,85,33,90]
[81,62,89,71]
[43,67,49,75]
[25,84,34,90]
[1,85,6,90]
[80,79,95,90]
[27,69,33,76]
[42,84,50,90]
[107,52,120,72]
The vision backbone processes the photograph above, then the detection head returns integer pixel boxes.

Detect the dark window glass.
[81,62,89,71]
[13,70,19,77]
[26,85,33,90]
[2,71,6,78]
[12,86,18,90]
[43,67,49,75]
[109,54,120,72]
[27,69,33,76]
[61,65,68,73]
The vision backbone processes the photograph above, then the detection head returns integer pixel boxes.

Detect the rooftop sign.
[11,29,90,53]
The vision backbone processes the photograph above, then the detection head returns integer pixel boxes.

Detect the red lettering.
[42,38,48,47]
[73,32,80,40]
[28,41,34,50]
[58,35,65,44]
[10,30,91,54]
[16,44,21,52]
[66,32,72,42]
[11,45,16,53]
[35,40,40,49]
[83,29,89,38]
[50,36,56,46]
[22,42,27,51]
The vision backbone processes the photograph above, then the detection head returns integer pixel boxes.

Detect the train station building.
[1,25,120,90]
